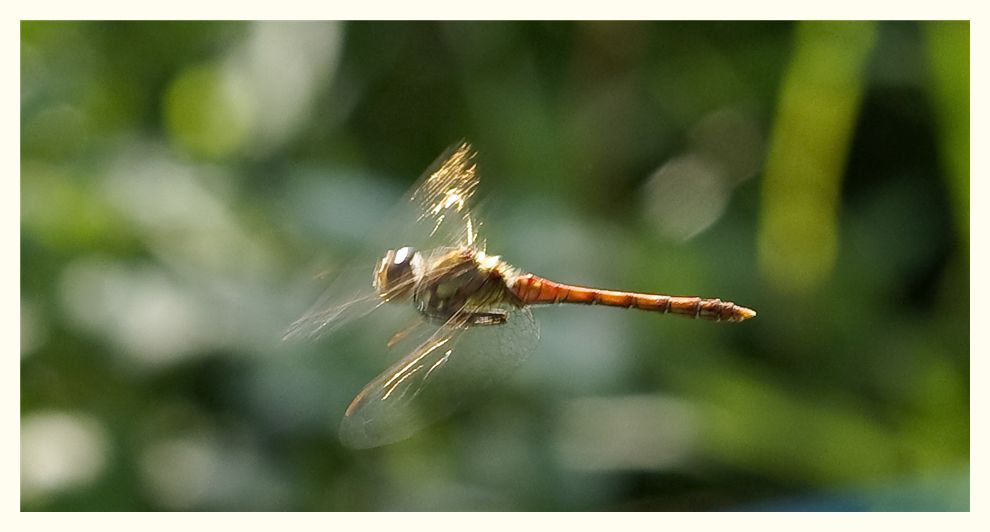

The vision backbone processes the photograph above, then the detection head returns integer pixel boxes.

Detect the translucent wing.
[283,282,387,341]
[284,141,485,340]
[408,140,483,250]
[339,306,540,449]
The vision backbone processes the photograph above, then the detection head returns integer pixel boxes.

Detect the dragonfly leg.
[466,311,508,326]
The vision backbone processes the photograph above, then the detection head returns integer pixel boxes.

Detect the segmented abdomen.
[510,273,756,322]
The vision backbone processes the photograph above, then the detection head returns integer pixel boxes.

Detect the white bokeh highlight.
[21,411,110,501]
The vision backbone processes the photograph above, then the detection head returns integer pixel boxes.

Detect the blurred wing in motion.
[284,141,484,340]
[339,305,539,449]
[409,140,483,249]
[282,283,388,341]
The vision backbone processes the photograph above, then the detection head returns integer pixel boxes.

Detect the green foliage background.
[21,21,969,511]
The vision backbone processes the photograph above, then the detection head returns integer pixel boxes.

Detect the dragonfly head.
[373,246,423,301]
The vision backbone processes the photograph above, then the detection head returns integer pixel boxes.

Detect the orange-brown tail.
[510,274,756,322]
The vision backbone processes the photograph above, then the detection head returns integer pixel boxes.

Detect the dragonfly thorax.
[373,246,425,301]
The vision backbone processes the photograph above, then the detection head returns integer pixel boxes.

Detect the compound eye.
[392,246,415,267]
[374,246,420,298]
[388,246,416,279]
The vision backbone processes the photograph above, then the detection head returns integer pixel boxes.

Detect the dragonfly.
[286,141,756,448]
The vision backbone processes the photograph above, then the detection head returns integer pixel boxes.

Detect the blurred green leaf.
[925,21,969,248]
[758,21,878,292]
[164,63,254,159]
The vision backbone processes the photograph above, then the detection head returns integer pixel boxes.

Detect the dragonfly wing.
[284,141,486,340]
[406,140,483,249]
[283,288,383,341]
[339,305,539,449]
[366,140,485,254]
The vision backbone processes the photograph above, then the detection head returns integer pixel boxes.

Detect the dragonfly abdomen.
[510,273,756,322]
